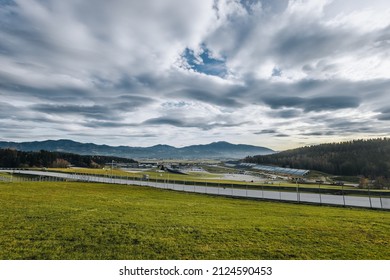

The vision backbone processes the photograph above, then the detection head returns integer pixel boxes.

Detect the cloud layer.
[0,0,389,149]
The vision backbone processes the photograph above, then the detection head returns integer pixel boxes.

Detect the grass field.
[0,181,389,260]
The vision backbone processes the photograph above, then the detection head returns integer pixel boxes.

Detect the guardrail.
[1,169,389,210]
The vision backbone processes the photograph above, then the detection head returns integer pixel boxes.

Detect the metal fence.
[1,169,389,210]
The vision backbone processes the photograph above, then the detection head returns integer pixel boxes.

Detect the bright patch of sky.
[180,46,228,77]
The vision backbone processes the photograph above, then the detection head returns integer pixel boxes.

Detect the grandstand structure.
[239,163,309,176]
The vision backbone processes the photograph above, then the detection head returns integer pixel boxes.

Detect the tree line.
[244,138,390,178]
[0,149,137,168]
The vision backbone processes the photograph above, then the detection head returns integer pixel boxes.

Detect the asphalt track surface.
[3,170,390,210]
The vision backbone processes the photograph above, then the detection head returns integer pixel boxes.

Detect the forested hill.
[244,138,390,178]
[0,149,137,168]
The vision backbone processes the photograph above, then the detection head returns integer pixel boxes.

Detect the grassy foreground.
[0,181,389,260]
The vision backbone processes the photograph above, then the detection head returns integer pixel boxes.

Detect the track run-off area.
[1,169,389,210]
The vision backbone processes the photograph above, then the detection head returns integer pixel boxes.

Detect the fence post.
[279,186,282,201]
[319,184,322,205]
[368,184,372,209]
[262,184,264,199]
[342,184,346,207]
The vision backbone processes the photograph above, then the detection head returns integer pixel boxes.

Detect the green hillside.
[245,138,390,179]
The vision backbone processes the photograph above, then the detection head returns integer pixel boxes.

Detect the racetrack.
[2,169,389,210]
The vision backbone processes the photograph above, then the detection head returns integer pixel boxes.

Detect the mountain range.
[0,139,274,160]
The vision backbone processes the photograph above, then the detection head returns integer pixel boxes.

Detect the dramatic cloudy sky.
[0,0,389,150]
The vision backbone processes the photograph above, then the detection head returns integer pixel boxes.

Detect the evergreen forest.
[0,149,136,168]
[245,138,390,179]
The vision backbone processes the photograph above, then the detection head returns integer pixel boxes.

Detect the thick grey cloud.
[170,88,244,108]
[0,102,18,118]
[378,115,390,121]
[268,109,301,119]
[254,129,290,138]
[275,133,289,137]
[143,117,186,127]
[263,96,304,109]
[270,21,372,68]
[326,120,378,133]
[143,116,249,131]
[30,95,155,118]
[0,81,93,102]
[262,95,360,112]
[376,107,390,121]
[31,104,121,121]
[255,129,277,134]
[83,121,134,129]
[303,115,386,136]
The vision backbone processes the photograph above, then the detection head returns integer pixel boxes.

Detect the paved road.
[2,170,389,210]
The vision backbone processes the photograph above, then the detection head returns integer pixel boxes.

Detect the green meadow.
[0,181,389,260]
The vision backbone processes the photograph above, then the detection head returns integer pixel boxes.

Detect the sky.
[0,0,389,150]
